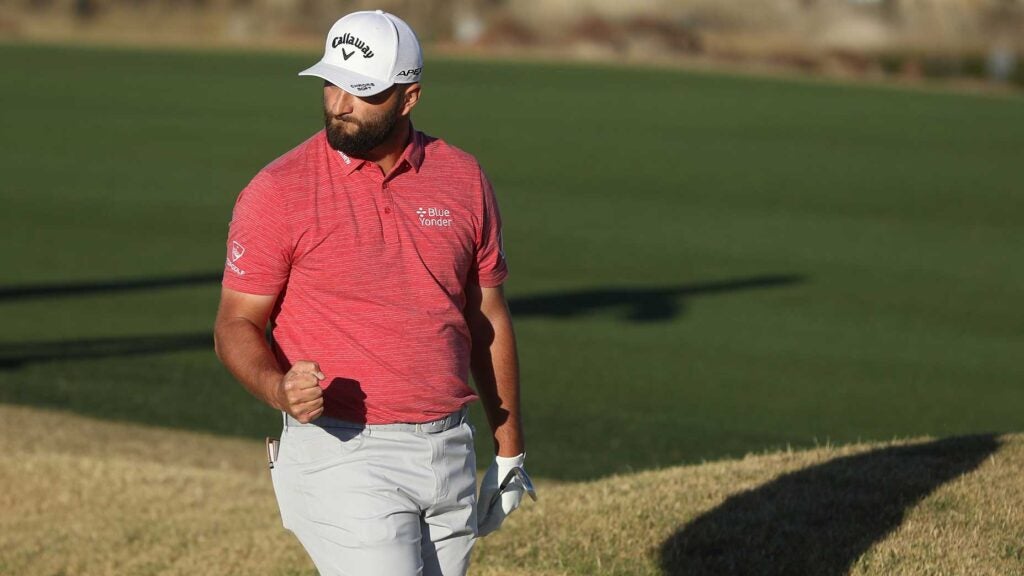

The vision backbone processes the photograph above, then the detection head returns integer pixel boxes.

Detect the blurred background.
[3,0,1024,87]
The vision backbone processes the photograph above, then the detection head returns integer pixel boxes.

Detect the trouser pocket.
[269,429,306,531]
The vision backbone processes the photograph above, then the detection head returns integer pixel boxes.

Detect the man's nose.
[325,87,354,117]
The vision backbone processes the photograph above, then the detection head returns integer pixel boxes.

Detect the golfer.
[213,10,528,575]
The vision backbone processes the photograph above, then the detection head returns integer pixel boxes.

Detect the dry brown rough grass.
[2,405,1021,575]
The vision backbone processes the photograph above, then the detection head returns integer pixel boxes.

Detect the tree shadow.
[508,274,804,322]
[0,272,223,301]
[1,272,804,320]
[658,434,1001,576]
[0,272,807,370]
[0,333,214,369]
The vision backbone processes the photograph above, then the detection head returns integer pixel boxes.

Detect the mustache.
[324,109,360,128]
[327,115,357,126]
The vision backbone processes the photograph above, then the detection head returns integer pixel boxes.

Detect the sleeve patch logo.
[226,241,246,275]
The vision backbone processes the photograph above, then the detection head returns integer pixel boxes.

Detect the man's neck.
[363,119,412,176]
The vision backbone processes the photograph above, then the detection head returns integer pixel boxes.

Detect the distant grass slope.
[2,405,1021,576]
[1,44,1023,480]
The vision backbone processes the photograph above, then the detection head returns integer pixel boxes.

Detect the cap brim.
[298,61,393,97]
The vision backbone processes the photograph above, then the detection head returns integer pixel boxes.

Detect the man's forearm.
[469,311,524,457]
[214,318,286,411]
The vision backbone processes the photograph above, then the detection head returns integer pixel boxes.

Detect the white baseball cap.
[299,10,423,97]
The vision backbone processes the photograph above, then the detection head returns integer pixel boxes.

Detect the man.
[213,10,529,576]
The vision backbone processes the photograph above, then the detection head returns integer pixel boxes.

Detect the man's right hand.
[276,360,325,423]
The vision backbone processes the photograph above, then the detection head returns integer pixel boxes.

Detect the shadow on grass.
[1,272,804,324]
[510,274,804,322]
[0,272,807,370]
[0,272,223,300]
[0,333,214,369]
[0,271,809,475]
[658,434,1001,576]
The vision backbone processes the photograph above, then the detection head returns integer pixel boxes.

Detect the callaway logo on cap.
[299,10,423,96]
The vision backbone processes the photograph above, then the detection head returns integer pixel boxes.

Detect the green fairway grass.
[1,43,1022,481]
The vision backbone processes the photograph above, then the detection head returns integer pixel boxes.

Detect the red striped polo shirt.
[222,129,508,424]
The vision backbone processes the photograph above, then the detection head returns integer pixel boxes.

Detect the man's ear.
[401,83,421,116]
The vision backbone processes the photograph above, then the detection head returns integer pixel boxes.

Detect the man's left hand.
[476,453,528,537]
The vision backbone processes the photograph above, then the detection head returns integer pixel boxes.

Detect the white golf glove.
[476,453,526,537]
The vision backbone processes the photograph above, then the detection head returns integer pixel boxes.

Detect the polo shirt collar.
[404,128,425,173]
[335,148,364,176]
[328,127,425,177]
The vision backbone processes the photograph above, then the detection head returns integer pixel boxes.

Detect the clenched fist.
[276,360,325,423]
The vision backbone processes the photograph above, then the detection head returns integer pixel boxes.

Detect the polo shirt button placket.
[380,181,398,243]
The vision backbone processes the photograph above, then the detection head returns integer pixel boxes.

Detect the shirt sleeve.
[469,169,509,288]
[221,171,292,295]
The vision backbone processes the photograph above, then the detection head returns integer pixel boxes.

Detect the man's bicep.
[222,171,292,294]
[466,283,510,322]
[215,286,278,330]
[480,284,510,317]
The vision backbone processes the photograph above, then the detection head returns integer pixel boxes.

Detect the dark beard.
[324,96,403,157]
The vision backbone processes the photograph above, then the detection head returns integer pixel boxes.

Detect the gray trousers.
[270,409,478,576]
